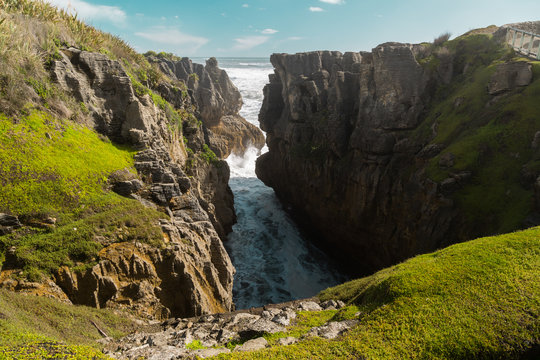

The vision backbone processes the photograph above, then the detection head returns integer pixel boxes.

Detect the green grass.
[0,288,137,359]
[214,227,540,359]
[414,33,540,235]
[0,109,167,281]
[0,110,135,216]
[1,199,166,280]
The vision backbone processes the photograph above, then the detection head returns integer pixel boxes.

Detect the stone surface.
[299,301,323,312]
[254,45,476,275]
[106,297,330,358]
[147,56,265,158]
[0,214,21,235]
[305,320,359,339]
[0,214,21,227]
[234,337,268,352]
[193,348,231,358]
[488,61,533,95]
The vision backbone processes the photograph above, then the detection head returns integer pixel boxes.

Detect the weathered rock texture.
[38,48,236,318]
[148,56,265,157]
[256,32,539,275]
[105,298,350,359]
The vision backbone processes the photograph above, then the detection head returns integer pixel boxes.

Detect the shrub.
[433,32,451,46]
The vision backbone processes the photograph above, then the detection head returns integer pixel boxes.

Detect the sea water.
[196,57,346,309]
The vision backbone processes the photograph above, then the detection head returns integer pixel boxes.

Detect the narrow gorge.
[0,2,538,357]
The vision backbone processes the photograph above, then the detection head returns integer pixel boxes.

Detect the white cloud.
[135,27,209,53]
[309,7,325,12]
[242,4,249,8]
[288,36,303,41]
[233,36,269,50]
[320,0,345,4]
[261,28,278,35]
[45,0,126,26]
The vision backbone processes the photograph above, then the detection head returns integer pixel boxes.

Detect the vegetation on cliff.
[0,0,171,286]
[415,31,540,236]
[215,227,539,359]
[0,0,237,324]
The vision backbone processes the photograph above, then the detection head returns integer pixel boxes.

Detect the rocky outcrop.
[487,61,532,95]
[256,37,540,275]
[148,56,265,157]
[257,48,448,275]
[104,298,350,359]
[44,48,236,318]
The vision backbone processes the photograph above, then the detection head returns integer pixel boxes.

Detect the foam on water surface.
[213,58,346,309]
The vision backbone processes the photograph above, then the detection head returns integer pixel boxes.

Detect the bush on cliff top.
[216,227,539,359]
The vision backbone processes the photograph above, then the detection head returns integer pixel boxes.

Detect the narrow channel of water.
[217,58,347,309]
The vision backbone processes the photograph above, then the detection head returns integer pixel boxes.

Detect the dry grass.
[0,0,158,117]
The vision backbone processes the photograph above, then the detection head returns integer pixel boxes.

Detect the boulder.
[488,61,533,95]
[305,320,359,339]
[234,337,268,352]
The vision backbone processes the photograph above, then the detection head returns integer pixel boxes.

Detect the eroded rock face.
[148,56,265,157]
[256,48,458,275]
[46,48,236,318]
[488,61,532,95]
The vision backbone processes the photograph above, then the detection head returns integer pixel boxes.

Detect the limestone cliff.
[147,55,265,158]
[256,25,540,275]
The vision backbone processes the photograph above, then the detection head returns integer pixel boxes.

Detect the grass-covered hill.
[214,227,539,359]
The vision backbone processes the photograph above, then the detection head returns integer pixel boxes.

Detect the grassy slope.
[0,110,166,281]
[0,289,138,359]
[216,227,539,359]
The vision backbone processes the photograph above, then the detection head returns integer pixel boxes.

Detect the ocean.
[194,57,346,309]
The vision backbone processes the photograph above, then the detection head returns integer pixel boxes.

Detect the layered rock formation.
[256,31,539,275]
[148,56,265,158]
[11,47,238,319]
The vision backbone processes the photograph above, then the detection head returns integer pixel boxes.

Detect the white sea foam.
[221,58,346,309]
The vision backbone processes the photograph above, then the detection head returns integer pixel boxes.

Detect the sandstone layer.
[256,27,540,275]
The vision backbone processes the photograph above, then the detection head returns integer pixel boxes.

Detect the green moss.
[0,109,167,281]
[0,110,135,216]
[217,227,540,359]
[0,198,166,278]
[186,340,205,350]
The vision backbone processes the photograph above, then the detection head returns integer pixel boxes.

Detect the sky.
[45,0,540,58]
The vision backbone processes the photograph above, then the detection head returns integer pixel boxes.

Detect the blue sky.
[46,0,540,57]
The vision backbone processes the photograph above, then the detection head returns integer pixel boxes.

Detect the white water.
[216,58,346,309]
